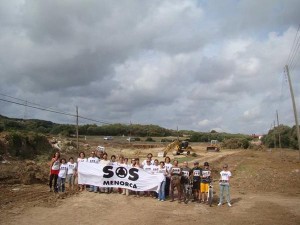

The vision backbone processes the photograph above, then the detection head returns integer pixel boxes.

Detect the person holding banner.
[77,152,87,192]
[88,151,100,193]
[133,158,141,197]
[151,159,160,174]
[100,153,111,193]
[110,155,118,166]
[158,161,168,201]
[118,155,129,196]
[170,160,182,203]
[130,158,137,167]
[142,153,154,167]
[143,159,153,197]
[151,159,160,198]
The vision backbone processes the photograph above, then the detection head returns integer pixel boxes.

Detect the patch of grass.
[175,156,194,163]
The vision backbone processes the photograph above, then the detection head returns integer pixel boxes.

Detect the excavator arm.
[157,140,180,157]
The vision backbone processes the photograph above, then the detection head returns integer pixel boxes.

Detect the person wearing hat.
[191,161,202,202]
[200,162,212,204]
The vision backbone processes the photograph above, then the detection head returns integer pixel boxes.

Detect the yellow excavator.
[206,140,220,152]
[158,140,192,157]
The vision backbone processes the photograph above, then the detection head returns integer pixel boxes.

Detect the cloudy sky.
[0,0,300,134]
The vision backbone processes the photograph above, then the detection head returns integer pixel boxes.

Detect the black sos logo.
[116,167,127,178]
[103,166,139,181]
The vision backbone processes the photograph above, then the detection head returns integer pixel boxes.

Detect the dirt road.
[1,149,300,225]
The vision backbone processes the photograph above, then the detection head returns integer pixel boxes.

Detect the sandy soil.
[1,147,300,225]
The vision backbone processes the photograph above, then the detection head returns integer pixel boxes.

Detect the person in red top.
[49,152,60,192]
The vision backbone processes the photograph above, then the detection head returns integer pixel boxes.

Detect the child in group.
[67,157,77,191]
[218,164,232,207]
[200,162,212,204]
[57,158,68,193]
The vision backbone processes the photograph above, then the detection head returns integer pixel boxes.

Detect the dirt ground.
[1,145,300,225]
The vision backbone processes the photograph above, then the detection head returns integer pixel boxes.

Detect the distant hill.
[0,114,252,142]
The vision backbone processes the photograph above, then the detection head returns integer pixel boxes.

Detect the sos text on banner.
[78,162,165,191]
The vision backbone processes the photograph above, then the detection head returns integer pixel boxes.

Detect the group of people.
[49,151,232,206]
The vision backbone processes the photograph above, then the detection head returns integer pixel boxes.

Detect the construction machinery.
[206,140,220,152]
[158,140,192,157]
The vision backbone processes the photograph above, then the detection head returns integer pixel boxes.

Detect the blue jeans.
[158,181,166,200]
[89,185,98,192]
[219,184,230,203]
[57,177,66,192]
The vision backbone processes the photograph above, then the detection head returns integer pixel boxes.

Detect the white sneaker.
[228,203,232,207]
[217,203,222,206]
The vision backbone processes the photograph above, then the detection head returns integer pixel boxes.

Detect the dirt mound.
[0,160,49,185]
[0,132,52,159]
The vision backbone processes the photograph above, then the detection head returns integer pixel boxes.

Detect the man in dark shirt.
[191,161,202,202]
[200,161,212,203]
[181,161,192,204]
[170,160,182,202]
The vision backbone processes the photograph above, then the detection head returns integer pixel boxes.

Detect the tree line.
[261,125,300,149]
[0,115,251,141]
[1,114,299,149]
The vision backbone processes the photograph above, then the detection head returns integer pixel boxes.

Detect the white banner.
[78,162,164,191]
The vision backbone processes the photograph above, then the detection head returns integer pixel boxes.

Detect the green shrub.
[145,137,155,142]
[222,138,249,149]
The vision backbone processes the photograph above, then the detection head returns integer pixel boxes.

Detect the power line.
[0,98,122,125]
[286,24,300,72]
[286,24,300,65]
[0,93,55,111]
[290,38,300,72]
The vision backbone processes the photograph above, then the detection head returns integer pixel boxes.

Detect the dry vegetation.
[0,137,299,225]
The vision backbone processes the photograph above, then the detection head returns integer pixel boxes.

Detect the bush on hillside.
[5,132,52,159]
[145,137,155,142]
[222,138,250,149]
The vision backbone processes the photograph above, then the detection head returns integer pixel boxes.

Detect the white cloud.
[0,0,299,135]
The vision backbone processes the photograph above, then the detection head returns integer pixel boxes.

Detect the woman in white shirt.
[77,152,87,191]
[67,157,77,191]
[158,161,168,201]
[164,157,173,198]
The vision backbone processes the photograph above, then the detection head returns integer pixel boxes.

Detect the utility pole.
[276,110,282,148]
[24,100,27,120]
[285,65,300,160]
[76,106,79,151]
[273,121,276,148]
